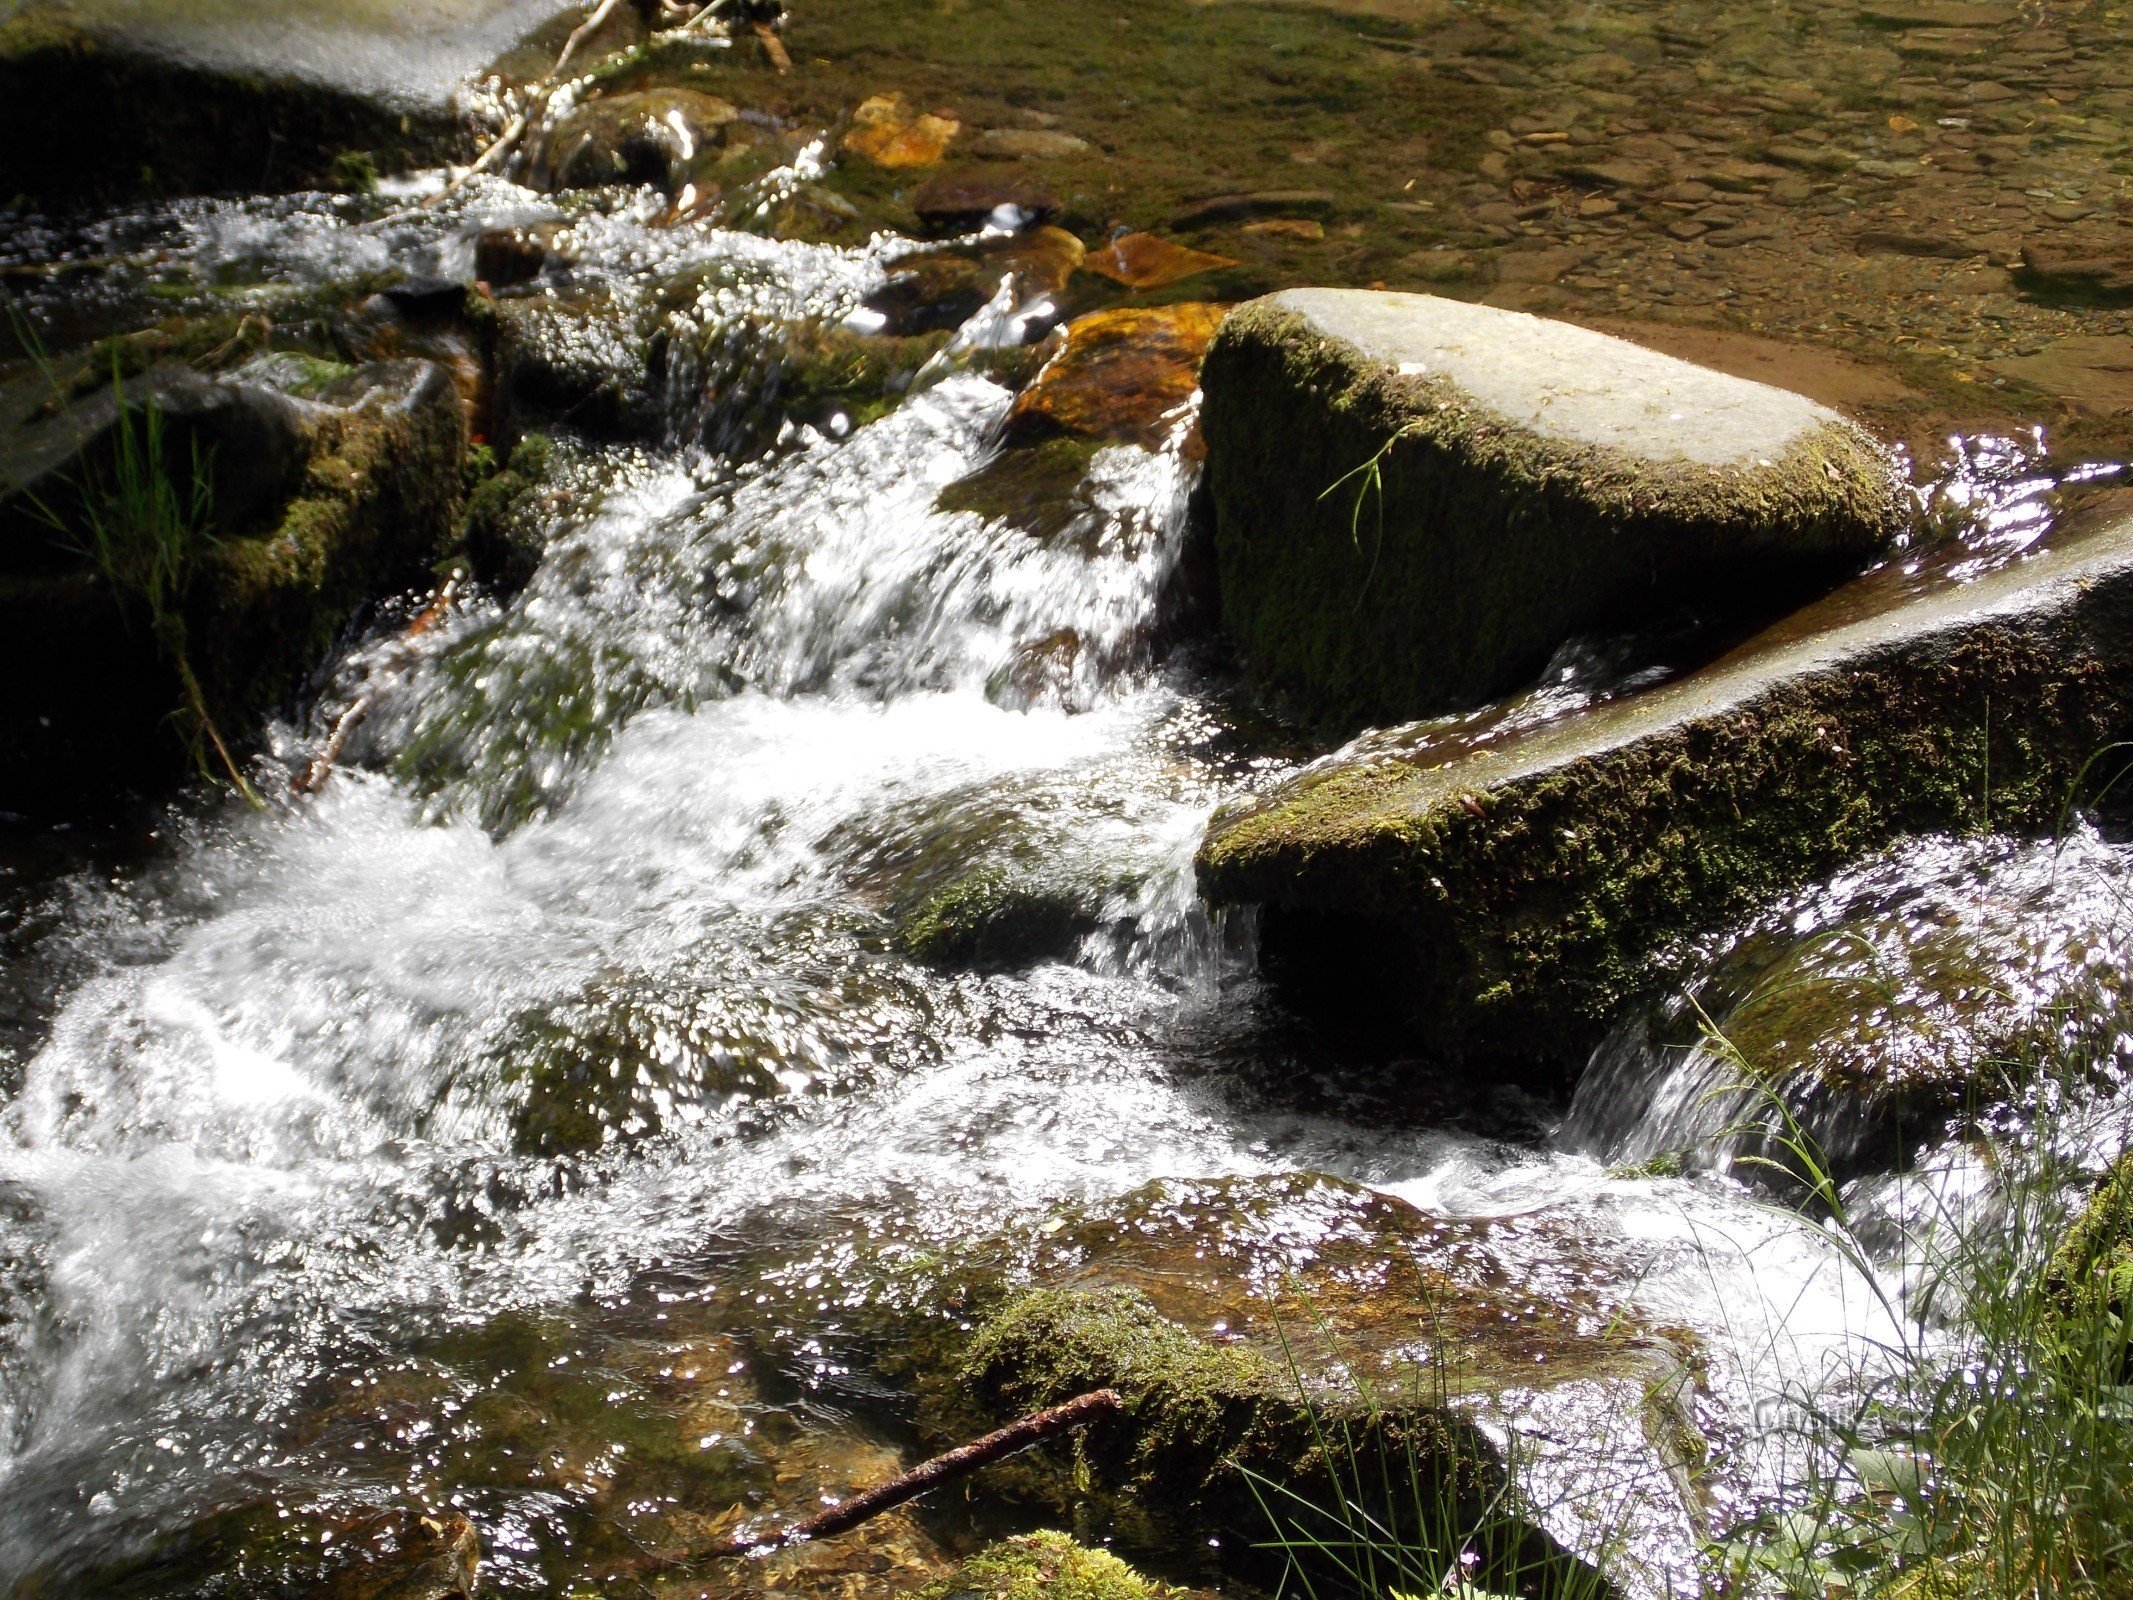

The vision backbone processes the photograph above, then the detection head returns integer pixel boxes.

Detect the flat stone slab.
[1196,509,2133,1079]
[1197,289,1909,724]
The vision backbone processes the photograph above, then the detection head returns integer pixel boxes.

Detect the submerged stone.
[1082,233,1239,291]
[842,93,961,168]
[525,86,740,194]
[893,865,1109,971]
[1198,509,2133,1080]
[1005,304,1228,449]
[1198,289,1910,725]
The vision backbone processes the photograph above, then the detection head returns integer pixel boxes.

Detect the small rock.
[1495,246,1585,284]
[1171,189,1338,229]
[473,223,566,291]
[909,174,1059,234]
[841,93,960,169]
[1990,335,2133,415]
[1082,231,1238,290]
[1242,217,1326,239]
[2017,241,2133,300]
[1964,79,2020,101]
[527,87,738,193]
[1855,228,1974,258]
[1567,158,1661,189]
[968,127,1095,161]
[2041,200,2096,223]
[1577,195,1620,218]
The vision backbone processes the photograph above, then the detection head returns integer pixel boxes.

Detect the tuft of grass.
[1240,1304,1639,1600]
[31,357,264,805]
[1699,1001,2133,1600]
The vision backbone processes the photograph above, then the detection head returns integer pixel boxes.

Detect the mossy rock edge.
[1198,511,2133,1083]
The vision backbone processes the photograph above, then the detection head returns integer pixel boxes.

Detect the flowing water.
[4,159,2133,1600]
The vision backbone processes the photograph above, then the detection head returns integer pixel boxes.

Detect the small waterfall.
[1563,829,2133,1185]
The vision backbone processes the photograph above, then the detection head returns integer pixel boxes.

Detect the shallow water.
[2,165,2130,1599]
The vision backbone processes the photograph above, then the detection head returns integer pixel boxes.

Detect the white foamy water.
[1,171,2116,1600]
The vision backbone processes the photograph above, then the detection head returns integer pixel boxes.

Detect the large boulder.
[1197,509,2133,1081]
[1198,290,1910,725]
[0,10,463,206]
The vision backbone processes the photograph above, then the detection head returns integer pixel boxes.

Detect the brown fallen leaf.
[1083,231,1238,290]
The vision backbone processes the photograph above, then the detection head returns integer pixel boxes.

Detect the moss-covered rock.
[913,1532,1180,1600]
[1198,290,1910,726]
[491,293,663,443]
[0,358,466,807]
[1197,509,2133,1081]
[893,865,1108,971]
[461,431,556,596]
[0,12,462,207]
[942,1285,1603,1597]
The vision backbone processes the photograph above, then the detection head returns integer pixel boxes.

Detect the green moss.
[894,866,1105,971]
[327,148,379,195]
[916,1533,1179,1600]
[462,431,554,595]
[2048,1151,2133,1324]
[1198,300,1907,727]
[193,369,467,734]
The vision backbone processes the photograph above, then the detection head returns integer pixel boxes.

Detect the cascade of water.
[8,161,2105,1600]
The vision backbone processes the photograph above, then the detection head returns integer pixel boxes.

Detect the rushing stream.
[3,162,2131,1599]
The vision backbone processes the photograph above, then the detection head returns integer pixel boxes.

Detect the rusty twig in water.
[687,1388,1123,1565]
[292,577,458,795]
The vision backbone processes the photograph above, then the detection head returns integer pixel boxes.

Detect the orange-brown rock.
[841,94,961,168]
[1082,232,1238,290]
[1005,303,1228,447]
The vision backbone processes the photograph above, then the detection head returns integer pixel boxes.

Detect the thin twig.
[685,1388,1123,1565]
[552,0,630,79]
[440,0,627,199]
[752,19,792,73]
[292,577,459,795]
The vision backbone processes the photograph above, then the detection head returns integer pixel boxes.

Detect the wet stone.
[841,92,961,168]
[910,174,1061,234]
[526,87,740,194]
[1004,303,1228,448]
[1082,233,1239,291]
[1198,510,2133,1078]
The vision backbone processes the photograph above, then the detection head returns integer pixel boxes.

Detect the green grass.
[30,356,264,805]
[1697,1006,2133,1600]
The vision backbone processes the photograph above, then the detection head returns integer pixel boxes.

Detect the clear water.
[2,169,2130,1599]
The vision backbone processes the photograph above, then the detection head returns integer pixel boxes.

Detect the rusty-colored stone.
[1006,303,1229,446]
[842,93,960,168]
